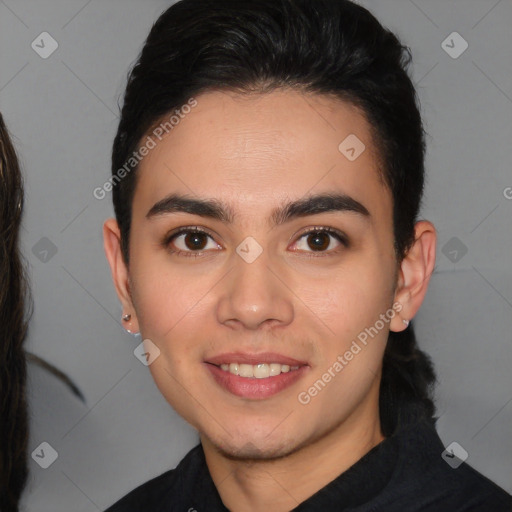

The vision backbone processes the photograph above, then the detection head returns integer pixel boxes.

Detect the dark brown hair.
[0,112,30,512]
[0,114,86,511]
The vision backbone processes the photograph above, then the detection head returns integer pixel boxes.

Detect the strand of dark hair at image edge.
[0,112,84,512]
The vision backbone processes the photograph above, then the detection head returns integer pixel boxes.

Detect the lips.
[204,352,309,399]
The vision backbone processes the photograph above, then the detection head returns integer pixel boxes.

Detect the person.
[0,113,84,512]
[102,0,512,510]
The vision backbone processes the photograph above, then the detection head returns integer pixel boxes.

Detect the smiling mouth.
[205,353,309,398]
[216,362,301,378]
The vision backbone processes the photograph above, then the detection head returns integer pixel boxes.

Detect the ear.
[103,218,140,334]
[390,220,436,332]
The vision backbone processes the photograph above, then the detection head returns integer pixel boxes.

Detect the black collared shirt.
[104,401,512,511]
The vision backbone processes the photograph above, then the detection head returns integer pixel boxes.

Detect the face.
[114,89,405,459]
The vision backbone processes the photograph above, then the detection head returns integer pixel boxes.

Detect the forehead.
[133,89,391,222]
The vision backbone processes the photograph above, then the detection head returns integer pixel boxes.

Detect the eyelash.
[163,225,349,258]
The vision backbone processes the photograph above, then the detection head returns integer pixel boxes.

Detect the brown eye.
[292,227,347,254]
[306,232,331,251]
[166,228,221,255]
[183,232,208,250]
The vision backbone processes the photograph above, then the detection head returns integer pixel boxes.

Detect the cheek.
[131,274,173,336]
[128,252,219,404]
[295,260,395,342]
[129,247,207,337]
[293,257,396,413]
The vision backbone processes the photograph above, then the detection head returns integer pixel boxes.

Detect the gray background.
[0,0,510,510]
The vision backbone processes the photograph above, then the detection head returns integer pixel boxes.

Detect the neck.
[202,387,385,512]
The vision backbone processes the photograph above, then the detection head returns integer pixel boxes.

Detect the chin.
[198,421,299,461]
[213,437,293,462]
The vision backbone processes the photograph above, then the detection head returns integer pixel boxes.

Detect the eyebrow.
[146,192,370,226]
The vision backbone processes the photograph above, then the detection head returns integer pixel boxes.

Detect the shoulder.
[104,444,204,512]
[441,462,512,511]
[379,417,512,511]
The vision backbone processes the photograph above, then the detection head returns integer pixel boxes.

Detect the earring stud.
[403,319,410,327]
[122,313,131,322]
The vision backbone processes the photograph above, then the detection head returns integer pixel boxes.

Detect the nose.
[216,248,294,331]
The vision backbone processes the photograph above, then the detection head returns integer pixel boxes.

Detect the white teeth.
[269,363,281,376]
[219,362,301,378]
[238,364,254,378]
[253,364,270,379]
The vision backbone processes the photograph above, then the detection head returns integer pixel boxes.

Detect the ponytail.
[379,322,438,436]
